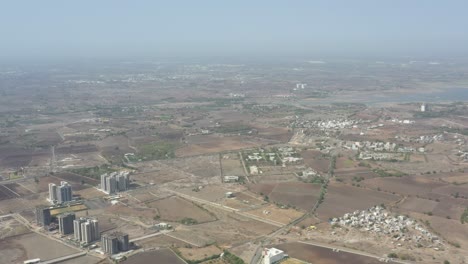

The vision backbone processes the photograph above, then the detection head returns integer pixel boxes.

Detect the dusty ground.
[0,232,79,263]
[146,196,217,223]
[178,245,222,261]
[123,249,185,264]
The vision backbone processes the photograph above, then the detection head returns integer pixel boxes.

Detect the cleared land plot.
[244,204,304,225]
[316,182,400,220]
[176,135,264,157]
[170,209,277,246]
[274,242,398,264]
[136,234,190,248]
[123,249,185,264]
[221,191,264,210]
[0,217,31,239]
[178,245,222,262]
[161,155,221,178]
[248,182,321,211]
[0,232,79,264]
[147,196,217,223]
[221,156,245,176]
[178,185,231,202]
[131,167,187,185]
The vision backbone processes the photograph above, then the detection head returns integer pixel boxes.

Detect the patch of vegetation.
[137,141,176,160]
[461,208,468,224]
[387,253,398,258]
[309,176,325,184]
[68,164,116,179]
[373,168,406,177]
[222,250,245,264]
[180,217,198,225]
[213,124,252,134]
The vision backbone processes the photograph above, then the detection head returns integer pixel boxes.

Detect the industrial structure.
[48,181,73,204]
[73,217,100,244]
[57,212,76,235]
[35,206,51,228]
[100,171,130,194]
[101,232,129,255]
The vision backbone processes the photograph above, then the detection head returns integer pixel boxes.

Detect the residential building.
[35,206,51,228]
[58,213,76,235]
[74,217,100,244]
[100,171,130,194]
[48,183,57,203]
[223,175,239,183]
[101,232,129,255]
[56,181,72,204]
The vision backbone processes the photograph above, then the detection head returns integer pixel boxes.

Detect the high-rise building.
[74,217,100,244]
[58,213,76,235]
[35,206,51,228]
[100,171,130,194]
[48,183,57,203]
[101,232,129,255]
[105,176,116,194]
[73,218,86,241]
[101,234,118,255]
[56,181,72,204]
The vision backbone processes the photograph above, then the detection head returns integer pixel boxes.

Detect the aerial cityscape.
[0,1,467,264]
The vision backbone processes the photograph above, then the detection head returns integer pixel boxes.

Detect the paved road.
[41,252,87,264]
[130,230,172,243]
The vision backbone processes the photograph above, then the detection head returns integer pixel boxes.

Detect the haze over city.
[1,1,468,59]
[0,2,467,264]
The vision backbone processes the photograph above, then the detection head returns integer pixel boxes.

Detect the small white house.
[263,248,284,264]
[223,176,239,183]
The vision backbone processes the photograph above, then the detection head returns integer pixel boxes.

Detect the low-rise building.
[263,248,285,264]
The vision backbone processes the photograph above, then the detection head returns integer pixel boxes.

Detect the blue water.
[368,88,468,103]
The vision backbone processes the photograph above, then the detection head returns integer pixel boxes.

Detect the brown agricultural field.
[274,242,398,264]
[248,182,321,211]
[300,150,330,173]
[316,182,400,220]
[360,176,447,197]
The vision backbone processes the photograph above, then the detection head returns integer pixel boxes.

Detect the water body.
[367,88,468,104]
[302,88,468,106]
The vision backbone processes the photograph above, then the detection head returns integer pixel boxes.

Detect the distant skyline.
[1,1,468,59]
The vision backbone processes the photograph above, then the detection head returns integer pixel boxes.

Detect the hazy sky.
[1,1,467,58]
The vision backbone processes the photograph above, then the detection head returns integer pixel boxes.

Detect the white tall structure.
[56,181,72,203]
[263,248,284,264]
[421,103,426,112]
[73,217,99,244]
[49,181,72,204]
[48,183,57,202]
[100,171,130,194]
